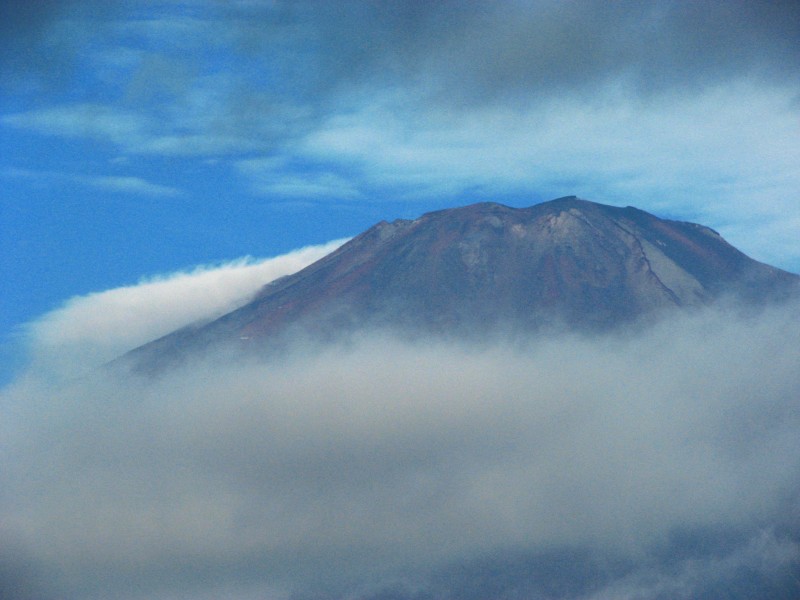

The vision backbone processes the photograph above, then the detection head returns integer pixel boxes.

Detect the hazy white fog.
[2,247,799,600]
[21,239,346,380]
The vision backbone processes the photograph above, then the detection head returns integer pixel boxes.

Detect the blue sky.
[2,0,800,377]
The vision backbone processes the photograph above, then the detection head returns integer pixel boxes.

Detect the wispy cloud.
[136,133,260,156]
[236,157,362,200]
[80,174,184,197]
[3,2,799,271]
[1,103,264,158]
[1,166,185,199]
[2,103,149,146]
[297,83,800,266]
[22,239,347,378]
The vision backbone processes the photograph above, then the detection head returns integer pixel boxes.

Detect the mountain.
[123,196,799,371]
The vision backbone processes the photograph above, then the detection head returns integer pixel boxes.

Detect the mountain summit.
[124,197,798,370]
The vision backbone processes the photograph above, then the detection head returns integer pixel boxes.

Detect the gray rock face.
[123,197,799,370]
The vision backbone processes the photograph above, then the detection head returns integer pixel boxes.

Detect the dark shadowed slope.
[123,197,799,371]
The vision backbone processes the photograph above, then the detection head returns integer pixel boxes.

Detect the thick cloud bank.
[2,253,800,599]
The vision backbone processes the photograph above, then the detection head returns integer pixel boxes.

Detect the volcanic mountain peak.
[123,197,799,371]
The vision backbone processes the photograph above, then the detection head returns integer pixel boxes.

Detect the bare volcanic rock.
[123,197,799,370]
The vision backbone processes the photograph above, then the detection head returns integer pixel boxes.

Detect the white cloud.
[0,102,266,158]
[1,167,185,199]
[236,160,363,199]
[110,16,219,50]
[136,134,260,156]
[1,103,150,146]
[80,175,185,197]
[4,4,800,279]
[23,239,347,378]
[2,290,800,599]
[299,82,800,268]
[4,79,798,272]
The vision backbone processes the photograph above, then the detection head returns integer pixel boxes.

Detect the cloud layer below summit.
[2,246,800,600]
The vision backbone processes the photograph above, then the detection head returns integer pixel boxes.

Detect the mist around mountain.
[2,199,800,600]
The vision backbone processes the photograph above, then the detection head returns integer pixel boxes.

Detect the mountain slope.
[123,197,799,370]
